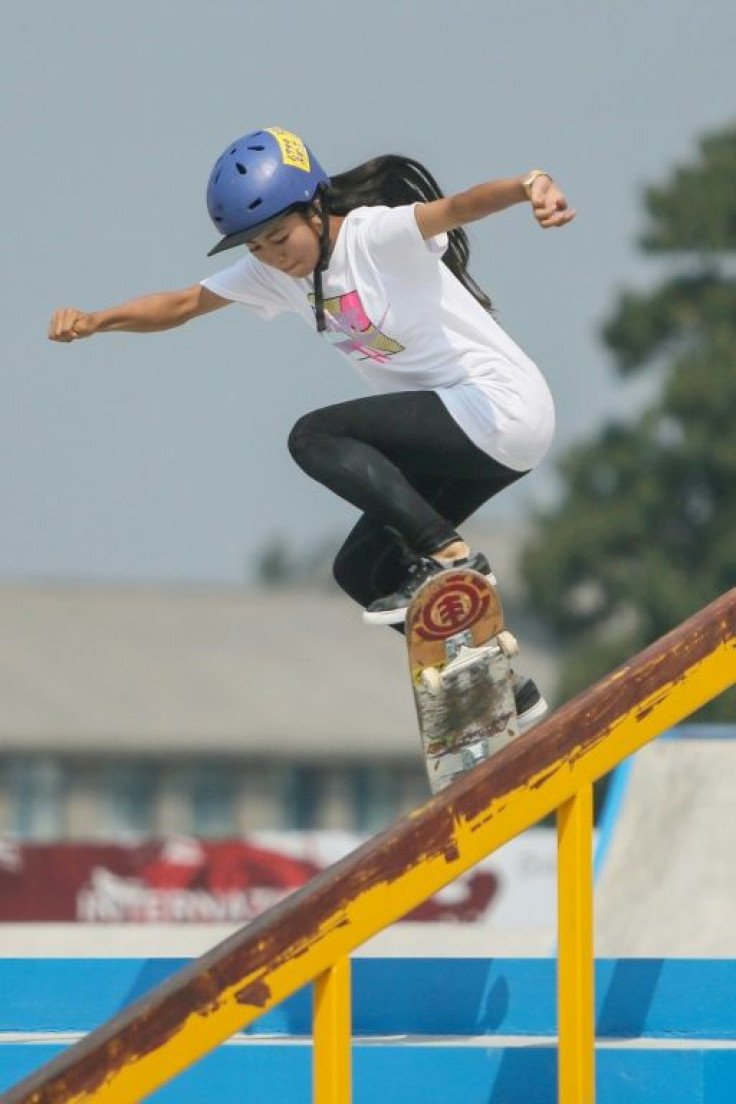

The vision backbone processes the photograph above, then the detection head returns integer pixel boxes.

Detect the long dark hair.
[324,154,492,312]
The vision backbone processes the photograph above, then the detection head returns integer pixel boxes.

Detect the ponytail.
[324,155,492,312]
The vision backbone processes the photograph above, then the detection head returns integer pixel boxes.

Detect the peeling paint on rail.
[4,590,736,1104]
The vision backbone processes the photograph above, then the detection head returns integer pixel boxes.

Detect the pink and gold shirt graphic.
[308,289,404,363]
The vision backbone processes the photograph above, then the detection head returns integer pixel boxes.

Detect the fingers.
[536,205,577,228]
[532,192,576,229]
[526,176,576,229]
[48,309,76,342]
[48,308,88,342]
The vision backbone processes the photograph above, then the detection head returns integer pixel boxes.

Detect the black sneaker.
[512,673,549,733]
[363,551,497,626]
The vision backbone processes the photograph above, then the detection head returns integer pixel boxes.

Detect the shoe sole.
[362,606,410,626]
[362,569,497,626]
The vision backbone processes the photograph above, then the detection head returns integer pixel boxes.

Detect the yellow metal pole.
[313,955,352,1104]
[557,784,595,1103]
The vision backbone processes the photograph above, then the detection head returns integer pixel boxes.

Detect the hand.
[48,308,97,342]
[529,176,576,229]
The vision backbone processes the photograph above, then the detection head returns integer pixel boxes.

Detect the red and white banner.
[0,832,557,926]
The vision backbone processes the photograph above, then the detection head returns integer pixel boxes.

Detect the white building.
[0,529,560,839]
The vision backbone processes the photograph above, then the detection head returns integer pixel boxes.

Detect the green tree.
[522,122,736,719]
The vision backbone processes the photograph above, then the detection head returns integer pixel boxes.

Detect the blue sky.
[2,0,733,582]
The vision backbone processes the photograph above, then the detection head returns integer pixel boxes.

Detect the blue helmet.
[206,127,330,256]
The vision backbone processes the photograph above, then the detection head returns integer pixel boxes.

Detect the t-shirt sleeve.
[358,204,448,274]
[200,255,290,320]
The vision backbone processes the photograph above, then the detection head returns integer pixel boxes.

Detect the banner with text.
[0,831,557,926]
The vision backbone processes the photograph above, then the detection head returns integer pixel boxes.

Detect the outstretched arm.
[48,284,230,343]
[415,172,575,239]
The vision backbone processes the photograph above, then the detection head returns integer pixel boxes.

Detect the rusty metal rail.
[4,589,736,1104]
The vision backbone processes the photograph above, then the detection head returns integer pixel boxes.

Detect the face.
[246,211,322,277]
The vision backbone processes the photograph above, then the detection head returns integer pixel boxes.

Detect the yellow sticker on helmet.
[265,127,311,172]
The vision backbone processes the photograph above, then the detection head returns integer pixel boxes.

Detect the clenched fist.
[527,175,576,230]
[48,308,97,342]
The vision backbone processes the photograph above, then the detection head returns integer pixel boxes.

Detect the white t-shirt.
[200,204,555,471]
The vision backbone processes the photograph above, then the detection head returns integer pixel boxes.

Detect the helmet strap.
[313,184,332,333]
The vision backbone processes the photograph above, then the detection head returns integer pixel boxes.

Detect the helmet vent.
[235,162,248,175]
[247,144,265,151]
[248,198,263,210]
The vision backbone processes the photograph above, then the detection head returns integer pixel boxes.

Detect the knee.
[332,544,364,602]
[287,412,316,465]
[333,536,407,606]
[288,408,334,467]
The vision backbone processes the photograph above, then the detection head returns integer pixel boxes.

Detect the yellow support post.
[314,955,352,1104]
[557,784,595,1103]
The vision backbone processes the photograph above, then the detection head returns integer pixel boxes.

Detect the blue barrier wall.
[1,959,735,1102]
[1,958,735,1038]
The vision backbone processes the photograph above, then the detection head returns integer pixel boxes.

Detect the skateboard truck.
[420,629,519,694]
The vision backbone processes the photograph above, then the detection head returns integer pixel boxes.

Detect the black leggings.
[288,391,527,611]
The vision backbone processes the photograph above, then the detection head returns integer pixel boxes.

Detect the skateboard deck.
[406,568,520,795]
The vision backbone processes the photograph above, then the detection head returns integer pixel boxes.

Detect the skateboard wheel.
[420,667,443,694]
[498,630,519,658]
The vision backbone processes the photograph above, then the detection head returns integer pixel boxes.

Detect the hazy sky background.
[2,0,733,584]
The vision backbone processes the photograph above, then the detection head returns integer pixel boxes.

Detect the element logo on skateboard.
[415,572,491,642]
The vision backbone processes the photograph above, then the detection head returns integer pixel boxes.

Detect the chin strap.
[313,184,332,333]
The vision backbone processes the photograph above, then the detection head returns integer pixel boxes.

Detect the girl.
[49,126,575,732]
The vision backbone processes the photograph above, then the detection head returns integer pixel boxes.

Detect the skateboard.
[406,568,520,795]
